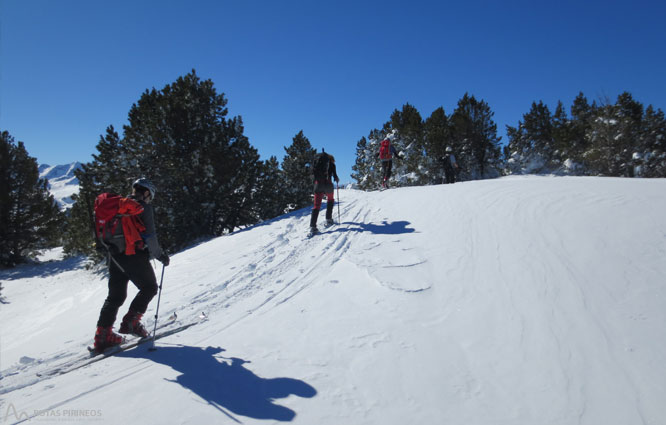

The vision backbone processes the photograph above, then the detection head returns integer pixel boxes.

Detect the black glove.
[94,240,106,254]
[158,252,170,266]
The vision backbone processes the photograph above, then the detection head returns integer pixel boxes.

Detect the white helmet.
[132,177,156,200]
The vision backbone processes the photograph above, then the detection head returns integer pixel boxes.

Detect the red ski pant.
[313,192,334,210]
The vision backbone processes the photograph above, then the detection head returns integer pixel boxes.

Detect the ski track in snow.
[0,191,421,393]
[1,177,666,425]
[186,196,365,341]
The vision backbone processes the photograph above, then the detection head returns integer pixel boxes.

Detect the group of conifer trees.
[353,92,666,190]
[1,70,664,268]
[353,94,504,189]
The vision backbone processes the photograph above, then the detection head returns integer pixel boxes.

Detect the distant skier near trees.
[377,138,401,189]
[441,147,459,184]
[93,178,170,353]
[309,151,339,236]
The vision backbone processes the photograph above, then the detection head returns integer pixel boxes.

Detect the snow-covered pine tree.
[614,92,644,177]
[505,101,556,174]
[351,136,378,190]
[640,105,666,177]
[450,94,502,179]
[583,93,641,177]
[551,101,576,173]
[387,103,426,186]
[585,102,621,176]
[568,92,596,169]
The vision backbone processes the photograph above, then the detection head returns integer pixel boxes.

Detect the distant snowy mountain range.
[38,162,82,209]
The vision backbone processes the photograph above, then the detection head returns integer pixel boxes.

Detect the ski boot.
[381,179,388,190]
[119,311,149,338]
[93,326,123,353]
[308,226,319,237]
[325,218,335,227]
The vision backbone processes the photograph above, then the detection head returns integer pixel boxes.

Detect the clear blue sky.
[2,0,665,182]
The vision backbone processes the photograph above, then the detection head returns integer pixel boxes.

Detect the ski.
[86,321,196,357]
[35,318,201,378]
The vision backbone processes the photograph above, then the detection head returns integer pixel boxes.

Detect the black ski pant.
[97,249,158,328]
[444,168,456,184]
[381,160,393,182]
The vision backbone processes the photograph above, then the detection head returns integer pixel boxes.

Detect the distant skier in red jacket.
[377,138,401,189]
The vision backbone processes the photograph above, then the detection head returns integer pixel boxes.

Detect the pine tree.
[505,101,556,174]
[351,136,377,190]
[282,130,316,210]
[63,127,129,257]
[64,70,260,254]
[450,94,502,179]
[387,103,425,185]
[0,131,64,266]
[62,163,99,257]
[424,107,451,183]
[121,71,236,248]
[552,101,571,170]
[586,102,620,176]
[640,106,666,177]
[570,92,596,169]
[253,156,289,220]
[585,93,644,176]
[215,127,262,233]
[614,92,643,177]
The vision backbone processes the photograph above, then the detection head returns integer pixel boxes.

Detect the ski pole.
[148,264,166,352]
[336,182,341,224]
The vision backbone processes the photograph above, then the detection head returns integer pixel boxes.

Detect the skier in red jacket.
[377,138,401,189]
[93,178,169,353]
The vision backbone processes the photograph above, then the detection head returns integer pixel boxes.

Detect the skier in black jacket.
[93,178,169,353]
[310,152,339,235]
[441,147,459,184]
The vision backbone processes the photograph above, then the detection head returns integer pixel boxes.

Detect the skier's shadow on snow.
[336,220,415,235]
[119,345,316,422]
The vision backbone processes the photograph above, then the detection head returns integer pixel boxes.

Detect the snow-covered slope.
[1,176,665,425]
[38,162,82,210]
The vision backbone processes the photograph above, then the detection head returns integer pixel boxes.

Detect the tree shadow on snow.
[119,345,316,422]
[0,255,88,281]
[334,220,416,235]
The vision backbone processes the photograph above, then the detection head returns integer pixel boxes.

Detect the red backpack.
[379,139,392,160]
[94,193,146,255]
